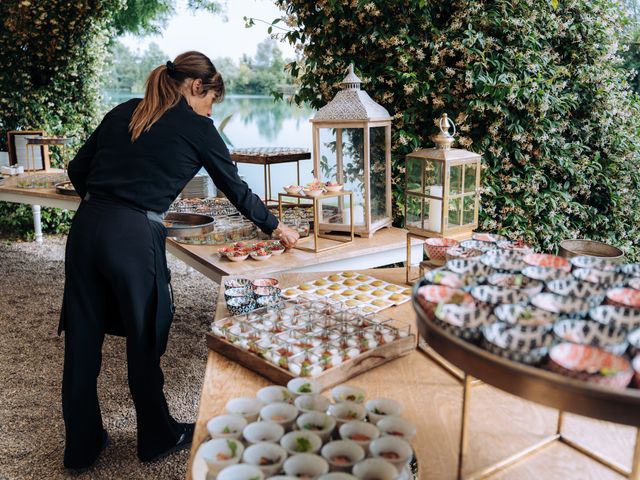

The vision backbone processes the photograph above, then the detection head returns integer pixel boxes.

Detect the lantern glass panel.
[406,157,423,193]
[450,165,463,195]
[464,163,477,192]
[318,127,365,226]
[424,160,444,197]
[463,195,475,225]
[405,194,423,230]
[370,126,387,223]
[448,198,462,228]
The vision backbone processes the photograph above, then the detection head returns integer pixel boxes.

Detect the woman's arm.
[198,122,280,234]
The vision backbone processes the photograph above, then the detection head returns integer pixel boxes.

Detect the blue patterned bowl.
[423,268,479,290]
[618,263,640,278]
[480,250,526,272]
[588,305,640,330]
[553,319,628,356]
[460,239,496,252]
[434,304,492,342]
[487,273,543,297]
[572,268,626,287]
[570,256,618,272]
[530,292,593,317]
[471,285,529,306]
[224,278,252,289]
[446,258,493,276]
[227,296,257,315]
[522,266,571,282]
[629,328,640,357]
[546,278,607,299]
[494,304,558,328]
[482,322,553,365]
[224,287,254,303]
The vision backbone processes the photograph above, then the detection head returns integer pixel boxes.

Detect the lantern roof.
[312,65,391,122]
[407,147,481,162]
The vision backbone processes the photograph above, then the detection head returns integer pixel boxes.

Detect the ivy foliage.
[0,0,126,236]
[276,0,640,259]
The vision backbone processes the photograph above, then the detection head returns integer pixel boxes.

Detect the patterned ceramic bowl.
[224,287,254,303]
[434,303,493,341]
[572,268,626,287]
[480,250,526,272]
[252,278,280,288]
[254,286,281,298]
[227,296,257,315]
[224,278,252,289]
[553,319,628,356]
[493,304,558,328]
[471,285,529,306]
[521,266,571,282]
[634,356,640,388]
[548,343,633,389]
[589,305,640,331]
[424,238,460,262]
[618,263,640,278]
[570,256,618,272]
[606,287,640,309]
[487,273,543,297]
[446,245,483,261]
[628,278,640,291]
[628,328,640,357]
[546,277,607,299]
[472,232,507,243]
[423,268,479,290]
[446,258,493,276]
[257,295,281,308]
[416,285,474,320]
[530,292,594,318]
[460,239,496,252]
[496,240,534,255]
[482,322,553,365]
[522,253,571,272]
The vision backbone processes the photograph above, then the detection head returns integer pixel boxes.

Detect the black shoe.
[65,430,109,474]
[139,422,195,463]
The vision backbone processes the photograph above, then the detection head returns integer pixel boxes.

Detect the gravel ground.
[0,235,218,480]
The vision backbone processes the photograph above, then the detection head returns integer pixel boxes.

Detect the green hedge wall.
[277,0,640,259]
[0,0,123,237]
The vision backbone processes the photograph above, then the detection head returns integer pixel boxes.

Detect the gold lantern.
[404,113,481,240]
[310,65,392,237]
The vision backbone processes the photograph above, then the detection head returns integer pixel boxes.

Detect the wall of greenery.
[276,0,640,259]
[0,0,123,236]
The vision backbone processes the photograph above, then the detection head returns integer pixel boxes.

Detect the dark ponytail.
[129,51,225,142]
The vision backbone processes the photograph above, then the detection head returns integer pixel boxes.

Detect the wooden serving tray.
[206,331,417,390]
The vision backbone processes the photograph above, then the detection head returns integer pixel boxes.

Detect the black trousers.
[59,195,180,468]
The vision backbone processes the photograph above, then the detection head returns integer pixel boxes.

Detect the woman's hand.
[273,221,300,249]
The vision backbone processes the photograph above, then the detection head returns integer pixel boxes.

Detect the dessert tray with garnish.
[206,295,416,391]
[192,379,418,479]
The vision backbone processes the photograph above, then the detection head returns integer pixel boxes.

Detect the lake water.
[103,92,316,198]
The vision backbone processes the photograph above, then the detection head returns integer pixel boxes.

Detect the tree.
[276,0,640,258]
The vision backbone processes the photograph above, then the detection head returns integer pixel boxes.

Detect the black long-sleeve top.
[68,97,278,234]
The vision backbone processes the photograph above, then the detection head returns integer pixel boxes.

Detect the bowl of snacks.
[284,185,304,195]
[250,249,272,261]
[225,250,250,262]
[548,342,633,389]
[324,181,344,192]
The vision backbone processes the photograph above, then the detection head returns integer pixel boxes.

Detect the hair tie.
[166,60,176,72]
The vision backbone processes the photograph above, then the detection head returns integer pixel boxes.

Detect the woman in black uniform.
[60,51,299,471]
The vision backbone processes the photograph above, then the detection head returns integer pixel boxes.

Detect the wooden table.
[0,175,423,280]
[169,227,420,283]
[188,268,638,480]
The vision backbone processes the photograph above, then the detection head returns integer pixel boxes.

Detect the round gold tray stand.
[411,293,640,480]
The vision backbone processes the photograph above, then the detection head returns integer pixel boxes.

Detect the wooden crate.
[205,332,417,391]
